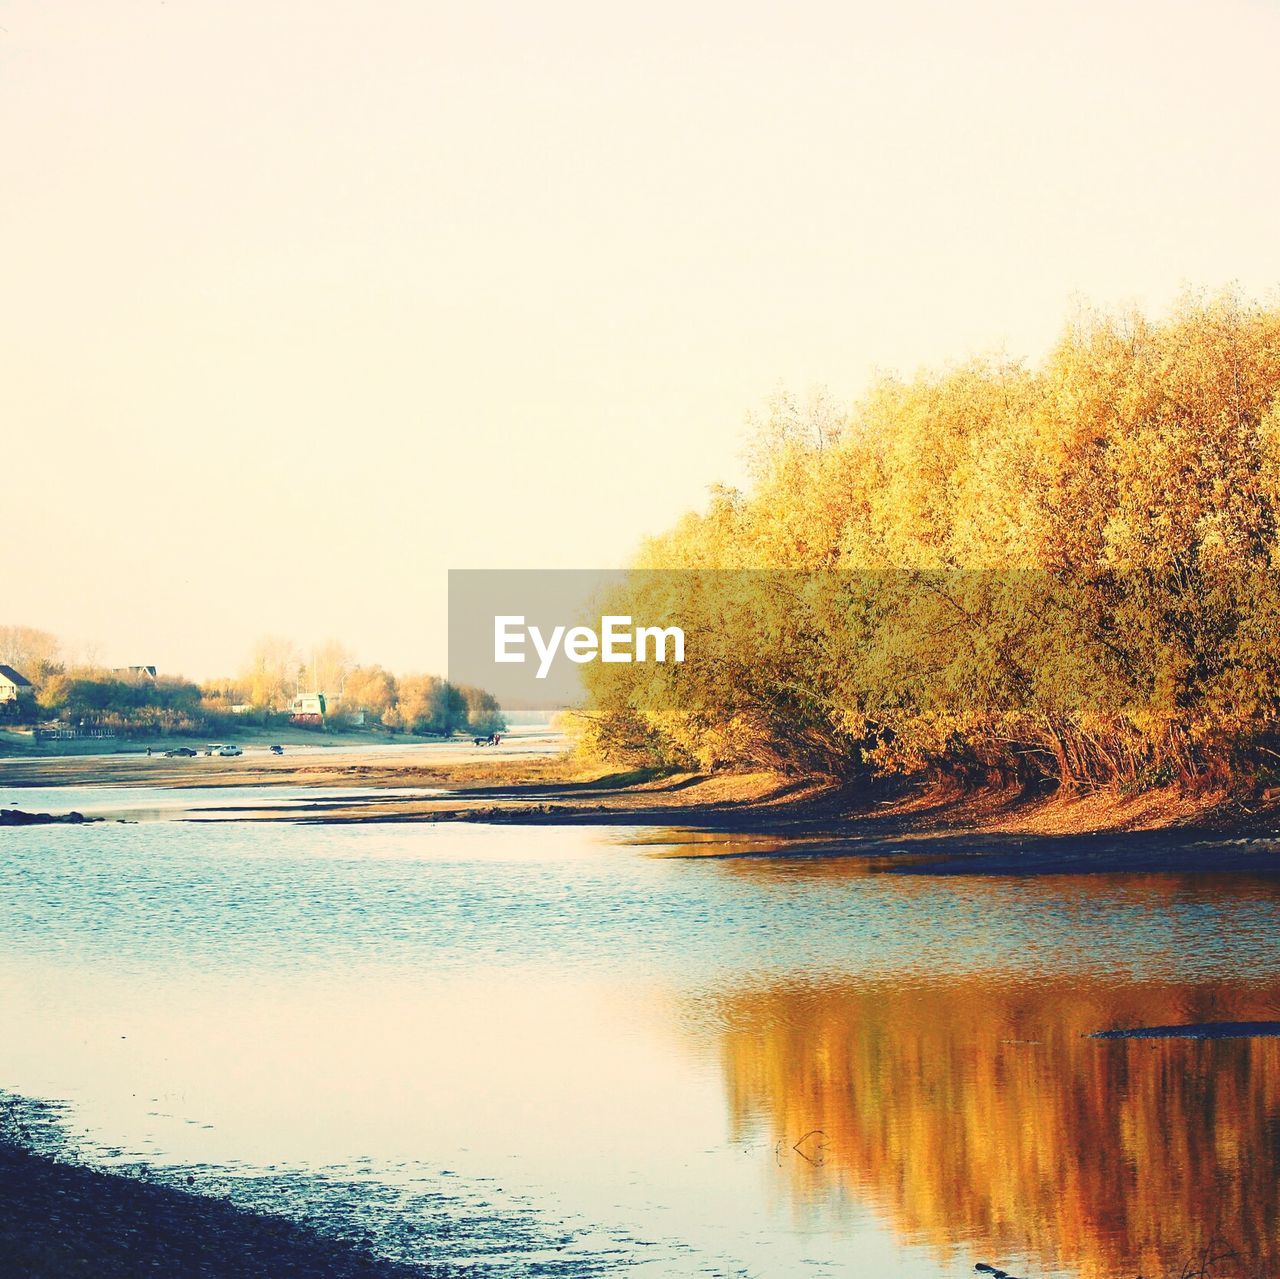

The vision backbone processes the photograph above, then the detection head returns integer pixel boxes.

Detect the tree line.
[580,295,1280,792]
[0,628,503,739]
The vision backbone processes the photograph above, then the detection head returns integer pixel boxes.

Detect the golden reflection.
[715,976,1280,1278]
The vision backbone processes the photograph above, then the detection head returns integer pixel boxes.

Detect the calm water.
[2,793,1280,1277]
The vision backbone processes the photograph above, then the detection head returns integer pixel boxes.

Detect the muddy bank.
[6,744,1280,874]
[0,808,99,826]
[0,1138,444,1279]
[306,780,1280,876]
[266,771,1280,876]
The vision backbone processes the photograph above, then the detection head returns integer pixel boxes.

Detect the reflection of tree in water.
[715,976,1280,1278]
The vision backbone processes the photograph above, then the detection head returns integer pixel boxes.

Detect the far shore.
[4,737,1280,876]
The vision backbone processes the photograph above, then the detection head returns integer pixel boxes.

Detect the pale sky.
[4,0,1279,679]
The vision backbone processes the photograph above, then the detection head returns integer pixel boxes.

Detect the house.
[113,665,157,679]
[0,665,34,704]
[288,691,327,726]
[289,692,327,717]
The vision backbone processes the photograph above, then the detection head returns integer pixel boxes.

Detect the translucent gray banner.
[449,566,1278,723]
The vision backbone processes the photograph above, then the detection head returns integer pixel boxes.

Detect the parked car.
[217,745,243,757]
[164,747,198,758]
[269,744,284,755]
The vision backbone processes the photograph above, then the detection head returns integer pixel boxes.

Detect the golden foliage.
[585,296,1280,788]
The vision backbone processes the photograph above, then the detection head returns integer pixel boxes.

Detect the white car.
[217,745,243,757]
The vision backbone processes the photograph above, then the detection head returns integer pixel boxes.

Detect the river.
[2,786,1279,1277]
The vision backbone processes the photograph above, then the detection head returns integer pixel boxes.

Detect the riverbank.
[0,1138,443,1279]
[380,771,1280,876]
[5,742,1280,874]
[0,732,568,789]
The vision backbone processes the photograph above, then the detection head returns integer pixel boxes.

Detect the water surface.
[2,796,1278,1276]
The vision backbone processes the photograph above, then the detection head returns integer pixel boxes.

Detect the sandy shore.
[0,732,569,790]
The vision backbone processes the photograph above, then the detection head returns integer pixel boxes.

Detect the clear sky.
[4,0,1279,679]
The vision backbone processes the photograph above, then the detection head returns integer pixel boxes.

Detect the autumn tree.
[582,294,1280,792]
[336,664,399,726]
[241,636,300,711]
[460,685,505,736]
[396,674,466,736]
[0,625,62,685]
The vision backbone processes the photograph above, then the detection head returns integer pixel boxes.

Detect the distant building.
[289,692,327,725]
[113,665,158,679]
[0,665,33,703]
[230,703,253,715]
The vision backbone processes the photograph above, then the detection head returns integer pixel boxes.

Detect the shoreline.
[4,745,1280,876]
[0,1136,444,1279]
